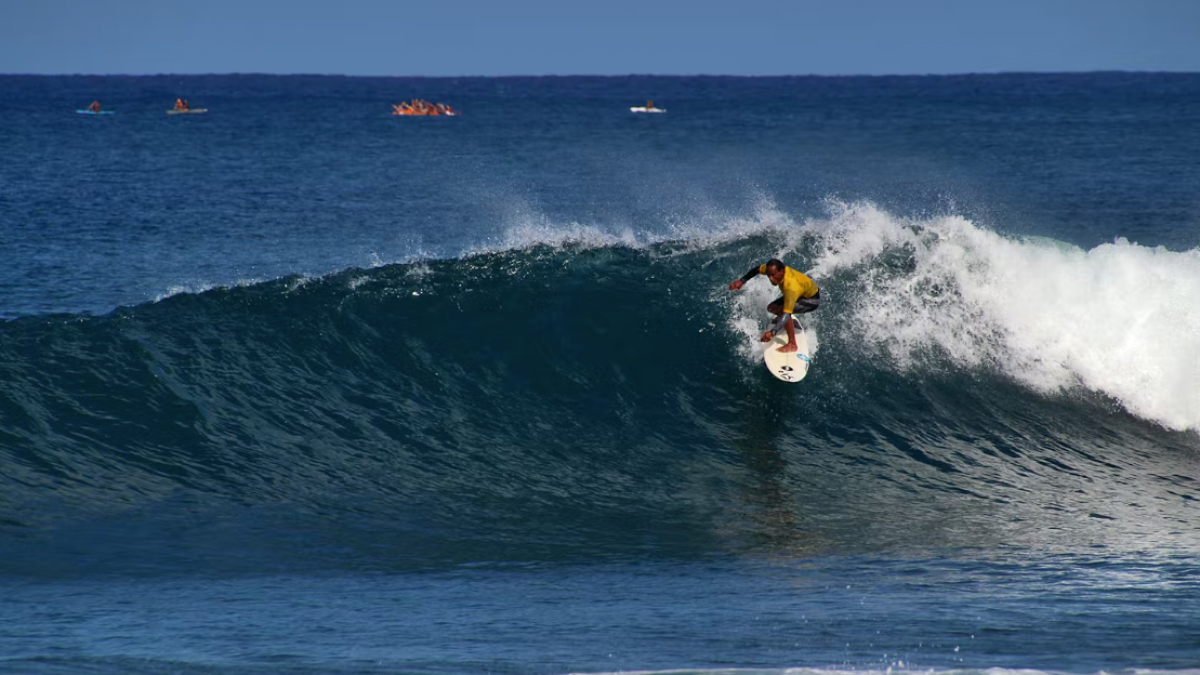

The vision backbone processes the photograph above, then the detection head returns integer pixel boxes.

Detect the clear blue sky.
[3,0,1199,76]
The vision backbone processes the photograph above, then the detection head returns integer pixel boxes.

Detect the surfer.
[87,100,101,113]
[728,258,820,353]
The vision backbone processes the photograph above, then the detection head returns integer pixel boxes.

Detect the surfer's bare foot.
[776,343,798,353]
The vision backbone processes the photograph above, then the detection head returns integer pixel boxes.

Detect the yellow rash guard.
[757,264,819,314]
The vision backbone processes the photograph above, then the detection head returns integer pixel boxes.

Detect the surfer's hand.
[728,280,744,291]
[760,330,773,342]
[776,342,798,353]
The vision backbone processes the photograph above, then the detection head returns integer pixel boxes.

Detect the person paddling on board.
[87,100,102,113]
[728,258,821,353]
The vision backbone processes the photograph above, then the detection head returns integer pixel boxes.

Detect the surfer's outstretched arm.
[728,265,763,291]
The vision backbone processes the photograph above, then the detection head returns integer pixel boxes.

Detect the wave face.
[2,204,1198,575]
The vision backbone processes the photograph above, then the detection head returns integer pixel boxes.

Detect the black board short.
[771,290,820,315]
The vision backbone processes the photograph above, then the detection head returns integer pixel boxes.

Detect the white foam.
[803,200,1200,432]
[462,197,641,256]
[153,278,265,303]
[466,190,802,258]
[152,271,314,303]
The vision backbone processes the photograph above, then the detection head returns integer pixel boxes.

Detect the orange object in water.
[391,100,458,116]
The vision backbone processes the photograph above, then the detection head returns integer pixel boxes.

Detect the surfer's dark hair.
[765,258,785,271]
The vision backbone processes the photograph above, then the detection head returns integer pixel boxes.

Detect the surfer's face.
[767,267,785,285]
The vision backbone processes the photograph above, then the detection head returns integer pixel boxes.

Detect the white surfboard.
[762,323,811,382]
[630,107,666,113]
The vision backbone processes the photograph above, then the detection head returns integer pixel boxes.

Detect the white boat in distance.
[631,100,665,113]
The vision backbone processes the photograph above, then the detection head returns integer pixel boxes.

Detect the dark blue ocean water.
[1,73,1199,675]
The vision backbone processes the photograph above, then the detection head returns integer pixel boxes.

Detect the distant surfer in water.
[728,258,820,353]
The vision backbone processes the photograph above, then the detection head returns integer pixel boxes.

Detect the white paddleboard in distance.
[762,323,811,382]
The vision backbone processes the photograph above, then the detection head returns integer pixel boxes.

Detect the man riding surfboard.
[728,258,821,353]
